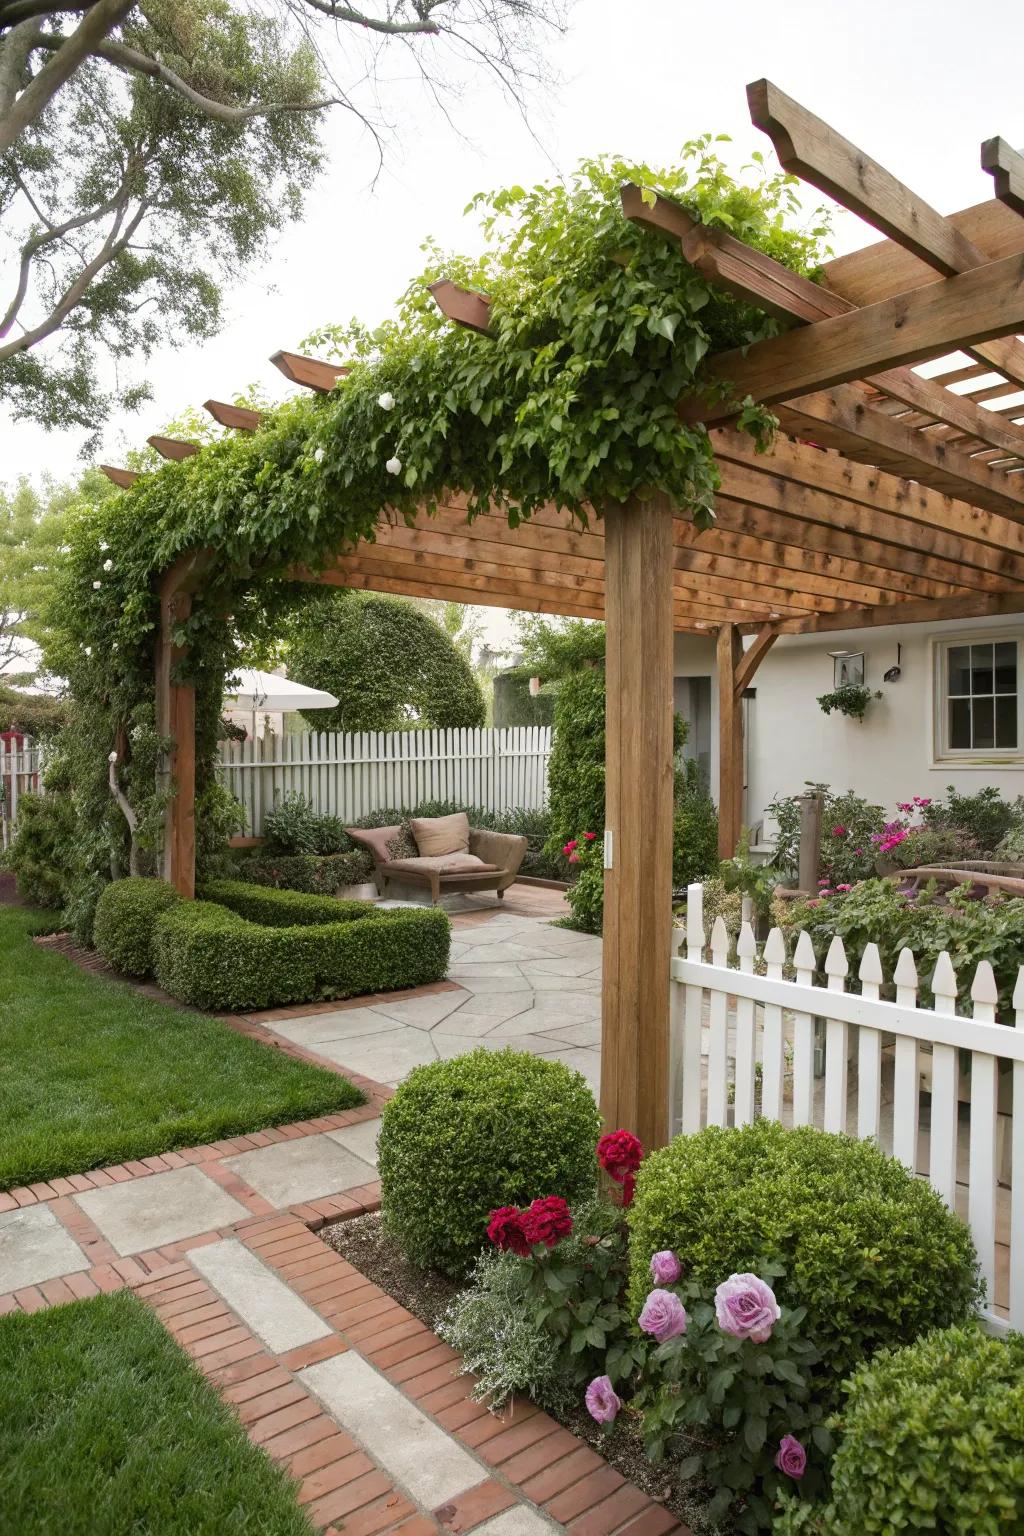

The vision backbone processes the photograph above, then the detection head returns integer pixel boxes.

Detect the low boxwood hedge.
[152,882,450,1011]
[239,851,374,894]
[93,877,183,976]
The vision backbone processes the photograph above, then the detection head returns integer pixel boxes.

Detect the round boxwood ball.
[93,876,182,978]
[628,1120,980,1398]
[774,1325,1024,1535]
[377,1048,601,1277]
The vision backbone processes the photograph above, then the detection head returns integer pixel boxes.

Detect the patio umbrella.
[224,670,339,738]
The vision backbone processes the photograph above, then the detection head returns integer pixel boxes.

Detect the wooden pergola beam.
[427,280,493,335]
[270,351,349,393]
[100,465,139,488]
[204,399,264,431]
[982,136,1024,219]
[148,436,200,462]
[773,589,1024,635]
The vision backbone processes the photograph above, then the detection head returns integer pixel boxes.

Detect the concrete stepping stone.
[300,1352,483,1507]
[453,975,534,997]
[475,1509,562,1536]
[521,954,604,978]
[0,1205,89,1292]
[268,1009,405,1047]
[223,1135,375,1209]
[371,992,470,1030]
[311,1027,438,1084]
[446,963,526,980]
[538,1022,602,1048]
[327,1118,382,1169]
[73,1167,249,1256]
[188,1238,331,1352]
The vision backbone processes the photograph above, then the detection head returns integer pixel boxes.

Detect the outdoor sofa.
[346,811,527,905]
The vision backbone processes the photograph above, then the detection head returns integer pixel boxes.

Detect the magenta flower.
[583,831,597,841]
[914,796,932,808]
[817,877,830,886]
[585,1375,621,1424]
[836,883,852,892]
[775,1435,807,1480]
[819,888,833,897]
[853,847,863,856]
[649,1250,682,1285]
[639,1288,688,1342]
[831,825,846,837]
[714,1273,781,1343]
[897,802,914,813]
[805,899,820,908]
[567,851,580,864]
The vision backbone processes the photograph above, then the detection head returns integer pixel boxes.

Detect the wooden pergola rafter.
[138,78,1024,1151]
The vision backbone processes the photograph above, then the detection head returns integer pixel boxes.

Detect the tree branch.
[0,0,93,25]
[294,0,441,31]
[0,17,38,118]
[0,0,134,154]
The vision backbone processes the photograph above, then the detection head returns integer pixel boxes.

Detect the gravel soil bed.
[324,1212,719,1534]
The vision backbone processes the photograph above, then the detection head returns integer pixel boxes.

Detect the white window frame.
[932,631,1024,765]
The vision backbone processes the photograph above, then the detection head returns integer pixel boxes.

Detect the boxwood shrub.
[93,877,183,976]
[378,1048,601,1277]
[628,1121,981,1399]
[775,1325,1024,1535]
[239,851,374,894]
[153,891,450,1011]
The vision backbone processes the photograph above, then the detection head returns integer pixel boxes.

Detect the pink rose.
[567,851,580,864]
[831,825,846,837]
[775,1435,807,1480]
[649,1250,681,1285]
[583,831,597,841]
[585,1375,621,1424]
[836,883,852,892]
[853,847,863,856]
[714,1273,781,1343]
[639,1288,688,1343]
[817,878,830,886]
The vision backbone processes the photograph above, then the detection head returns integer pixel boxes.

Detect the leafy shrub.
[925,784,1016,854]
[682,875,742,941]
[882,823,978,869]
[196,782,246,880]
[768,784,885,886]
[566,860,604,934]
[262,792,321,855]
[240,851,373,894]
[153,884,450,1009]
[673,758,719,888]
[378,1048,600,1277]
[785,877,1024,1016]
[5,792,77,908]
[93,878,182,976]
[546,668,606,872]
[628,1122,980,1401]
[775,1325,1024,1536]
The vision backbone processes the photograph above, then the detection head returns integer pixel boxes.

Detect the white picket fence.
[0,737,41,849]
[672,882,1024,1333]
[217,726,552,836]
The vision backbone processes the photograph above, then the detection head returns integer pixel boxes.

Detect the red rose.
[486,1206,531,1256]
[522,1195,573,1248]
[583,831,597,841]
[596,1129,643,1182]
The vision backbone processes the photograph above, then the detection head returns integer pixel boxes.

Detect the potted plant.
[816,685,882,721]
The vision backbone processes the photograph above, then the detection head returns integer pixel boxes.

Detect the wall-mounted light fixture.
[883,644,903,683]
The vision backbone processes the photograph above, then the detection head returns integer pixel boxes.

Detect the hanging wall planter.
[816,685,882,722]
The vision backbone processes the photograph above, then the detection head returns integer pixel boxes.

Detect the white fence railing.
[672,882,1024,1333]
[217,726,553,836]
[0,737,41,849]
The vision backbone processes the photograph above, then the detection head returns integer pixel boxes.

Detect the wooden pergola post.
[156,557,204,898]
[600,494,675,1151]
[717,623,744,860]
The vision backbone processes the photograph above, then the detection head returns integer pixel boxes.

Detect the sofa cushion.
[344,824,402,865]
[387,854,498,876]
[410,811,470,858]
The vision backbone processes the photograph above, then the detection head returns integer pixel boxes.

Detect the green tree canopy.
[285,589,486,732]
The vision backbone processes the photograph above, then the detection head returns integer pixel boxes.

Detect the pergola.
[106,80,1024,1152]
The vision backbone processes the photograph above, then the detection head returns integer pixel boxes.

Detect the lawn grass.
[0,1291,314,1535]
[0,905,362,1190]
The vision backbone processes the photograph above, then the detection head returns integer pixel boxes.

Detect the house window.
[940,638,1020,755]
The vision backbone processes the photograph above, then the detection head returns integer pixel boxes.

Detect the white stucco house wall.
[674,610,1024,843]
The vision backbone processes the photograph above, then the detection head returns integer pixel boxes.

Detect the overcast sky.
[3,0,1023,651]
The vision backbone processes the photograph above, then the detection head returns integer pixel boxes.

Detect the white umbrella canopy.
[224,669,338,714]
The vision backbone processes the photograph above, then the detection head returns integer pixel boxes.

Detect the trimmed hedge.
[378,1048,601,1278]
[153,883,450,1011]
[775,1325,1024,1535]
[93,877,183,977]
[238,851,373,894]
[628,1121,981,1401]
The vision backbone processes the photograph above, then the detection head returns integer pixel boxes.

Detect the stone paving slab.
[269,1009,406,1046]
[327,1118,382,1169]
[188,1237,332,1353]
[223,1135,376,1209]
[0,1204,90,1292]
[301,1351,485,1508]
[312,1029,439,1085]
[73,1166,251,1256]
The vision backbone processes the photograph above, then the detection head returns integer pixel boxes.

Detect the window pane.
[973,696,995,749]
[995,641,1017,694]
[971,643,994,695]
[949,696,971,749]
[948,645,972,696]
[996,695,1018,749]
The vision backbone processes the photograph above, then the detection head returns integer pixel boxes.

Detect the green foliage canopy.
[285,589,485,731]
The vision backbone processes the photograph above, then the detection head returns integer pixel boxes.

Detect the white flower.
[84,646,92,656]
[313,447,325,464]
[99,541,109,552]
[108,750,118,764]
[92,580,102,589]
[377,391,395,411]
[103,558,113,572]
[385,455,402,476]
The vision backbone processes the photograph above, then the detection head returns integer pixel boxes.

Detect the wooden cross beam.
[748,79,1024,387]
[148,436,200,461]
[773,588,1024,635]
[427,280,493,335]
[982,137,1024,219]
[270,351,350,392]
[100,465,139,488]
[204,399,264,431]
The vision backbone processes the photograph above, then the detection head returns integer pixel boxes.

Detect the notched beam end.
[619,182,698,242]
[270,350,350,392]
[427,279,493,336]
[981,136,1024,219]
[100,465,139,488]
[204,399,263,431]
[147,436,200,462]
